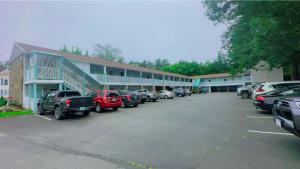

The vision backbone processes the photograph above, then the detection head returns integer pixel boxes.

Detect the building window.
[108,71,113,75]
[90,64,104,74]
[224,79,227,81]
[4,79,8,85]
[3,90,7,96]
[208,80,211,82]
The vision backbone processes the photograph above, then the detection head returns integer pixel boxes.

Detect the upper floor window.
[4,79,8,85]
[224,79,227,81]
[208,80,211,82]
[90,64,104,74]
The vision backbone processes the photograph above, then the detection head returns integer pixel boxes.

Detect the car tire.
[241,92,249,99]
[54,106,64,120]
[83,111,90,116]
[164,95,168,99]
[37,104,44,115]
[147,96,150,102]
[133,104,138,107]
[152,99,157,102]
[121,100,126,108]
[178,94,182,97]
[96,103,103,113]
[112,107,119,111]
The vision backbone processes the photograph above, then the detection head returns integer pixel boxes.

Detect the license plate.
[275,118,281,127]
[80,107,86,111]
[112,98,117,101]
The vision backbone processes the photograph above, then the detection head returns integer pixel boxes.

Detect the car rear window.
[59,91,81,97]
[107,91,119,97]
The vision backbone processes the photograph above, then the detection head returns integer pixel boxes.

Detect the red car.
[87,90,122,113]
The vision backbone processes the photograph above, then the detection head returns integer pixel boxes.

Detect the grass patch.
[0,110,33,118]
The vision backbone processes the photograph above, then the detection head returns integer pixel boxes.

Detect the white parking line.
[246,116,273,119]
[34,114,52,121]
[247,130,293,136]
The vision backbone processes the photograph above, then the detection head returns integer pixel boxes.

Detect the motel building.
[192,62,284,93]
[8,42,192,112]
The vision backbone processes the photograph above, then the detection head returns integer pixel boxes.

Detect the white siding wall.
[0,69,9,98]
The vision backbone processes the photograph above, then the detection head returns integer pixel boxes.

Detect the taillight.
[256,96,265,101]
[125,95,131,101]
[255,86,265,92]
[65,99,71,106]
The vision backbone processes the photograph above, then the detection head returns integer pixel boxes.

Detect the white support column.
[124,69,127,77]
[103,66,107,75]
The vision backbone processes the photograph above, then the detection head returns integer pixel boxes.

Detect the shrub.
[0,96,7,107]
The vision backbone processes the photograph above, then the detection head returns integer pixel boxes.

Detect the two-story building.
[9,42,192,111]
[192,63,283,93]
[0,65,9,98]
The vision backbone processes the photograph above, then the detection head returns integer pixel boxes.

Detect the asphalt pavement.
[0,93,299,169]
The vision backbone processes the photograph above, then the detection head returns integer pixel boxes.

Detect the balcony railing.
[199,80,249,86]
[37,66,60,80]
[96,75,192,86]
[25,66,192,86]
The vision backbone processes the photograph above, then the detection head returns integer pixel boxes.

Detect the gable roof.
[0,65,6,72]
[15,42,190,78]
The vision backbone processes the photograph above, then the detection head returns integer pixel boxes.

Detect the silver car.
[160,90,175,99]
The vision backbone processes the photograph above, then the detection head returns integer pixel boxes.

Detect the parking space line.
[246,116,273,119]
[34,114,52,121]
[247,130,293,136]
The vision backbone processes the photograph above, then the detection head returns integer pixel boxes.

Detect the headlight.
[296,102,300,109]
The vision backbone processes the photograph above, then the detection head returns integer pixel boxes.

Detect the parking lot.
[1,93,300,169]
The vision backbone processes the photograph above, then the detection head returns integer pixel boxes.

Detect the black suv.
[272,94,300,137]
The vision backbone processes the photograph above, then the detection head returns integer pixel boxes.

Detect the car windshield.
[106,91,119,97]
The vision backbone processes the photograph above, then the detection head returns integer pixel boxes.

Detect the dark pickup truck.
[37,90,94,120]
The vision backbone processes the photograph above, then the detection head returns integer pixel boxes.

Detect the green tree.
[203,1,300,79]
[59,45,83,56]
[93,44,125,63]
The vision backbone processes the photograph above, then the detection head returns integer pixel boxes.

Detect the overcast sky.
[0,1,226,63]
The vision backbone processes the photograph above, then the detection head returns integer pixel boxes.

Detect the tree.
[59,45,83,56]
[93,44,125,63]
[203,1,300,79]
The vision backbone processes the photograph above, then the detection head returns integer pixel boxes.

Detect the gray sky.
[0,1,226,63]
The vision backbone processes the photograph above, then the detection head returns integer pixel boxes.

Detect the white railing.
[37,66,60,80]
[200,80,246,86]
[95,75,192,86]
[63,73,91,94]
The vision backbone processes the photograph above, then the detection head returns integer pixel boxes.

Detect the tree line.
[59,44,229,76]
[203,1,300,79]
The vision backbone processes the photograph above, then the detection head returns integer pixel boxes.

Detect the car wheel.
[241,92,249,99]
[37,104,44,115]
[164,95,168,99]
[96,103,103,113]
[152,99,157,102]
[83,111,90,116]
[112,107,119,111]
[54,106,64,120]
[147,96,150,102]
[133,104,138,107]
[121,100,126,108]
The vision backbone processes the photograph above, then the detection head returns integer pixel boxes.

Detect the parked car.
[237,83,262,99]
[253,81,300,99]
[185,89,192,96]
[272,94,300,137]
[159,90,175,99]
[173,88,186,97]
[117,90,141,108]
[87,90,122,113]
[133,90,147,103]
[37,90,94,120]
[135,89,159,102]
[254,86,300,111]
